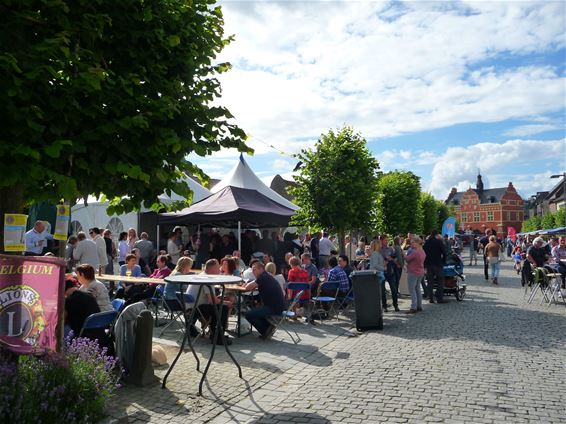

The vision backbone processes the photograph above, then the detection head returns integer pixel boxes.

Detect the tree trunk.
[0,186,26,253]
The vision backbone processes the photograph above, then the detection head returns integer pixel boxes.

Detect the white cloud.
[271,158,293,171]
[503,124,561,137]
[428,138,566,198]
[214,1,565,153]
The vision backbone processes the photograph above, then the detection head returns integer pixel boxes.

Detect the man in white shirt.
[167,232,181,265]
[73,232,100,268]
[25,221,54,255]
[89,227,108,271]
[318,232,336,268]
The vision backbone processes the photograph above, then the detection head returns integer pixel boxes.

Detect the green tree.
[554,208,565,228]
[374,171,421,236]
[290,126,380,252]
[521,215,542,232]
[419,192,437,235]
[437,201,450,231]
[541,211,555,230]
[0,0,249,223]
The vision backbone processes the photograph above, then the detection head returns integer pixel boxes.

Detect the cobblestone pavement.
[105,259,565,423]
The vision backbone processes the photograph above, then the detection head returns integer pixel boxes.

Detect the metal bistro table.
[161,274,244,395]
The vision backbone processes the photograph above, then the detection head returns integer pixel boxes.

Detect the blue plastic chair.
[111,298,126,312]
[79,310,119,337]
[286,281,311,302]
[310,281,340,322]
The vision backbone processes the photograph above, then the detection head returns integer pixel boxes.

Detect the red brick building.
[445,174,524,237]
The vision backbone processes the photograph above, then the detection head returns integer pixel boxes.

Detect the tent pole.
[156,224,160,252]
[238,221,241,251]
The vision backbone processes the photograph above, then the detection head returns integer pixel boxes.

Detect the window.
[461,213,467,222]
[473,212,480,222]
[510,211,516,221]
[487,211,494,221]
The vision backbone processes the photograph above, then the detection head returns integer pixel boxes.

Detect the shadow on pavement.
[249,411,332,423]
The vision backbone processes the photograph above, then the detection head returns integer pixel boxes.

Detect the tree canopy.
[0,0,249,218]
[374,170,422,236]
[290,126,380,249]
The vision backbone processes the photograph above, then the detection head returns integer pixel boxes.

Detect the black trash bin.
[351,270,383,331]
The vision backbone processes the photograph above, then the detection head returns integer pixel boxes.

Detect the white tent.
[212,154,299,211]
[70,176,211,236]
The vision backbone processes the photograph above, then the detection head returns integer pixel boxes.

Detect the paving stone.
[105,259,566,423]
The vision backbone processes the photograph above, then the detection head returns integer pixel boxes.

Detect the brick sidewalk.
[105,259,566,423]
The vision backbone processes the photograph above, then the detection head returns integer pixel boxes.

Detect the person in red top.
[287,256,310,305]
[127,255,171,305]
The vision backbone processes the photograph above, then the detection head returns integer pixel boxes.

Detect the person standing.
[380,235,399,311]
[368,240,388,311]
[484,235,501,285]
[468,236,479,266]
[318,232,335,269]
[134,232,154,267]
[310,232,321,267]
[73,232,100,268]
[479,229,492,280]
[167,232,181,265]
[126,228,138,253]
[89,227,108,273]
[24,221,54,256]
[117,231,128,266]
[405,236,426,313]
[423,230,446,304]
[102,229,115,275]
[393,236,406,294]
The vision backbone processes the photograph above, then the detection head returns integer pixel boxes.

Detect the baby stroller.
[442,254,467,301]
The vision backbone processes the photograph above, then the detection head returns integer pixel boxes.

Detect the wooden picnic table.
[96,274,165,285]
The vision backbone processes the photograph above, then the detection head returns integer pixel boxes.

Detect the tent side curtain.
[157,186,295,228]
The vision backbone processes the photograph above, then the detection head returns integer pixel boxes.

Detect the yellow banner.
[54,205,70,241]
[4,214,28,252]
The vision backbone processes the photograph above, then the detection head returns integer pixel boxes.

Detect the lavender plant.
[0,335,118,424]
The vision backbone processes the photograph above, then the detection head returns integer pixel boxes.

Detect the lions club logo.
[0,285,45,346]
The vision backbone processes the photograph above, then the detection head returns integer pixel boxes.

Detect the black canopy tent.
[157,186,296,249]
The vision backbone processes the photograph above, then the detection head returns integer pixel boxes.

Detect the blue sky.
[189,1,566,199]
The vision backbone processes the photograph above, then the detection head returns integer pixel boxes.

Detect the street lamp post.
[550,173,566,228]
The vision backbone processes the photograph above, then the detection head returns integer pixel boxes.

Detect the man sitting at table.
[244,259,286,340]
[326,256,350,295]
[186,259,233,345]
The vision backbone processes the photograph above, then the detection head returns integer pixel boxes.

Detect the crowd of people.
[49,223,566,351]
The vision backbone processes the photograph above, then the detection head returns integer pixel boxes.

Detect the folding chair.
[310,281,340,323]
[111,298,126,312]
[268,290,304,344]
[79,310,119,337]
[527,267,548,304]
[151,285,165,326]
[287,282,311,306]
[336,286,354,317]
[159,293,196,337]
[542,273,566,306]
